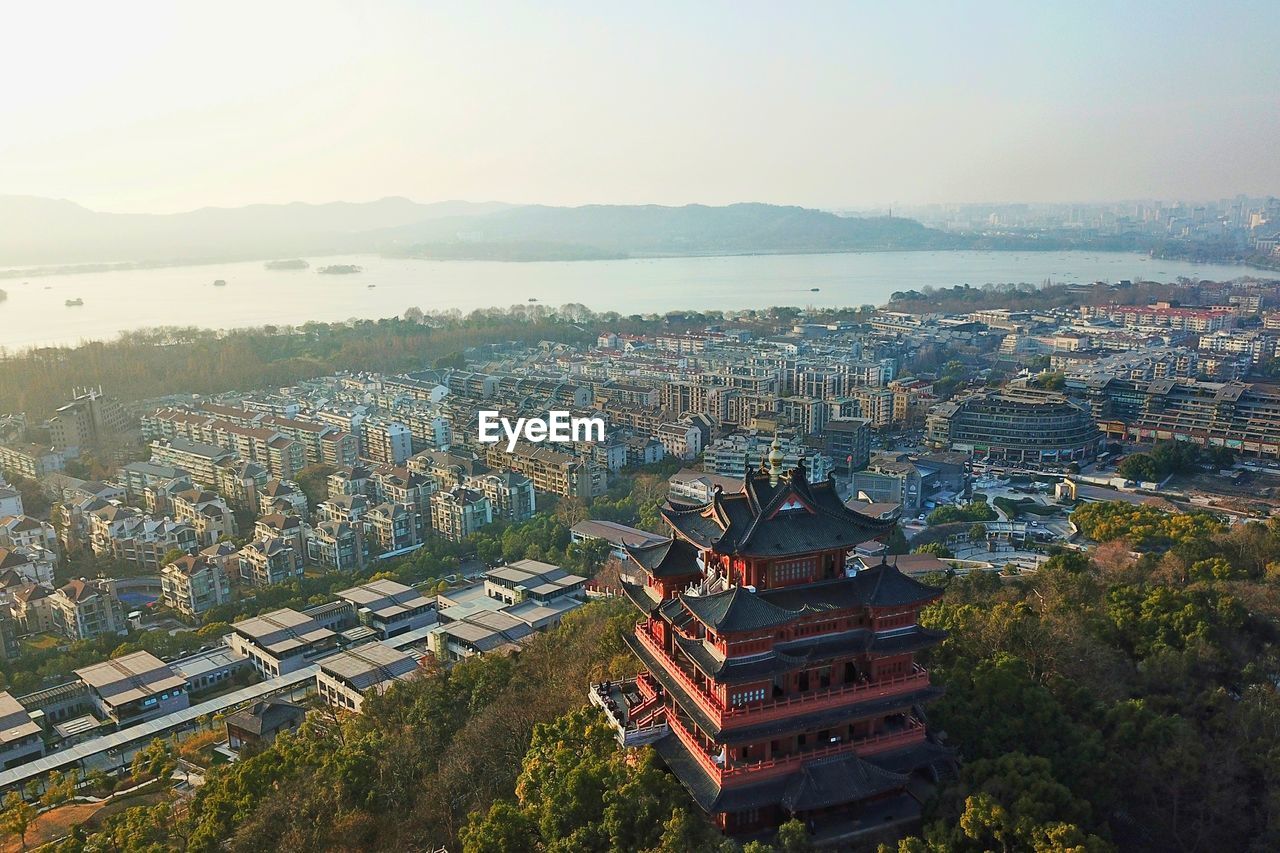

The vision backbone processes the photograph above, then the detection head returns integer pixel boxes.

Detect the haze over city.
[6,4,1280,853]
[5,1,1279,214]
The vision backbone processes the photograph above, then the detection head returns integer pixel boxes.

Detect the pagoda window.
[773,558,815,585]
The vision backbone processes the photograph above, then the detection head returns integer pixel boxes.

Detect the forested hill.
[51,499,1280,853]
[0,195,965,266]
[382,202,969,260]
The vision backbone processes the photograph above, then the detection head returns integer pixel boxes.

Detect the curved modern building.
[925,388,1102,465]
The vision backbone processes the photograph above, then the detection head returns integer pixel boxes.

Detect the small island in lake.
[317,264,362,275]
[265,259,309,270]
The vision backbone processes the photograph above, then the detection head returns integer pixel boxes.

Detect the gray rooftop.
[232,608,336,657]
[74,651,187,709]
[319,643,420,692]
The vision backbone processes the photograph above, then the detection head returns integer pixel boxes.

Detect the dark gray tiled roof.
[623,537,702,579]
[680,586,800,634]
[780,753,908,811]
[662,465,896,558]
[757,565,942,611]
[651,733,923,815]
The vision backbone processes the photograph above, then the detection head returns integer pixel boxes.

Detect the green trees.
[295,463,337,510]
[0,313,597,418]
[1117,453,1159,482]
[1117,440,1234,483]
[928,501,996,526]
[894,753,1112,853]
[176,600,641,852]
[913,542,954,558]
[38,772,76,811]
[463,707,717,852]
[0,791,36,851]
[912,498,1280,852]
[1070,502,1224,550]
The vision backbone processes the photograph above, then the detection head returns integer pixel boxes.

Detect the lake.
[0,251,1263,350]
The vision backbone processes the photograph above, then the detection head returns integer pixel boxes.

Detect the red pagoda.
[592,441,951,842]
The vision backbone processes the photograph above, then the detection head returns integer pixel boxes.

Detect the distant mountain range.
[0,195,968,267]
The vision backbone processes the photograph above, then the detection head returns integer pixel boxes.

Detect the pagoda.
[594,438,951,840]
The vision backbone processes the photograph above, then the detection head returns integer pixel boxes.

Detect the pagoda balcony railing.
[635,622,726,721]
[668,713,927,785]
[637,621,930,729]
[722,663,930,725]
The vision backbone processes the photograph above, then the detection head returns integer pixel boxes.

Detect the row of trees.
[0,313,594,417]
[927,501,996,526]
[1116,440,1235,483]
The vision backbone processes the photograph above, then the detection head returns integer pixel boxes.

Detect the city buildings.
[570,520,667,561]
[0,444,65,479]
[228,608,338,677]
[0,691,44,769]
[304,521,366,572]
[360,419,413,465]
[822,418,872,473]
[316,644,420,712]
[476,470,536,523]
[160,554,233,618]
[171,488,237,546]
[483,559,588,606]
[75,650,189,726]
[50,578,126,641]
[703,433,834,482]
[483,443,606,499]
[237,537,304,587]
[925,388,1102,466]
[1066,376,1280,458]
[666,469,745,505]
[225,698,305,753]
[336,579,437,639]
[364,502,419,553]
[149,438,234,488]
[49,388,129,449]
[849,453,924,516]
[430,487,493,542]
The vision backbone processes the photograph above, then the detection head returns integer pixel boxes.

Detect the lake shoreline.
[6,244,1279,281]
[0,250,1267,351]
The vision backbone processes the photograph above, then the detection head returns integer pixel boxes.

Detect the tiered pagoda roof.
[662,461,897,557]
[610,455,952,838]
[653,734,953,814]
[622,536,702,579]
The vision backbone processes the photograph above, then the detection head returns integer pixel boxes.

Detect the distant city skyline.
[4,2,1278,214]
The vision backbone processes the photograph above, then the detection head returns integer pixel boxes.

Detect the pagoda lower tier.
[620,612,950,834]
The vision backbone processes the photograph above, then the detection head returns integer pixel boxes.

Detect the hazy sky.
[5,1,1278,213]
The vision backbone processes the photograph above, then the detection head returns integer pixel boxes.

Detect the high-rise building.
[50,388,129,449]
